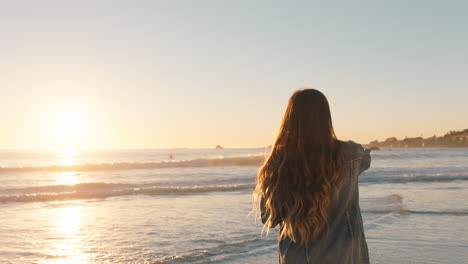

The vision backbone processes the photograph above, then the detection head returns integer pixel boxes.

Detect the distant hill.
[367,129,468,148]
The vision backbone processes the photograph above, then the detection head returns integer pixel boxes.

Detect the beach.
[1,148,468,263]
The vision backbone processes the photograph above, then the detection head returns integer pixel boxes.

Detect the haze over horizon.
[1,1,467,150]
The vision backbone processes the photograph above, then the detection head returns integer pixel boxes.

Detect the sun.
[57,147,79,158]
[44,104,90,154]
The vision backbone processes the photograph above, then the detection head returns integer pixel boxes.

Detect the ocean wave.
[363,208,468,216]
[361,172,468,184]
[0,182,255,203]
[0,155,265,173]
[403,210,468,215]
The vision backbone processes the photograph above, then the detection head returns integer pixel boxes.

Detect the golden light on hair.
[253,89,344,245]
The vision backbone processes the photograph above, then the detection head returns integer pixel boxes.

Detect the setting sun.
[42,104,90,153]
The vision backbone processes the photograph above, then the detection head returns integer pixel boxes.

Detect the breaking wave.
[360,172,468,184]
[0,155,265,173]
[0,182,255,203]
[3,171,468,203]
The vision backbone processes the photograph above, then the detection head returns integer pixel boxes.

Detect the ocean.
[1,147,467,263]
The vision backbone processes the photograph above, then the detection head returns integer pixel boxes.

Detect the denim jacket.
[262,141,371,264]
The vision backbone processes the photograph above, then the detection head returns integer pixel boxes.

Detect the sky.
[1,1,467,149]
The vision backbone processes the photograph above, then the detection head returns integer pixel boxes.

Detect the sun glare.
[56,171,80,185]
[58,147,79,158]
[44,105,90,153]
[48,205,88,264]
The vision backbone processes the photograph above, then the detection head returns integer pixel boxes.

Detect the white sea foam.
[0,155,265,172]
[0,182,255,203]
[360,172,468,184]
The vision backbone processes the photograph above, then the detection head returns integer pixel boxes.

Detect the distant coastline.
[366,129,468,148]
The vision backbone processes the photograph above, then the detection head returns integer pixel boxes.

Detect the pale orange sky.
[1,2,467,149]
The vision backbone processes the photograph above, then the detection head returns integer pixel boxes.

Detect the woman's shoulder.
[339,140,364,151]
[338,140,368,162]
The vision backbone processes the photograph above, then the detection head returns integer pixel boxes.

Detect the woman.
[253,89,371,263]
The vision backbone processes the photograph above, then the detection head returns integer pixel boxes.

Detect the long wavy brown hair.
[253,88,344,245]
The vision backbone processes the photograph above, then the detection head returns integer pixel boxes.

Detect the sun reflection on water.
[55,171,80,186]
[56,147,80,166]
[54,147,81,185]
[56,206,80,233]
[44,205,89,264]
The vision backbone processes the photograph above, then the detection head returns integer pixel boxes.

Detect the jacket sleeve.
[344,140,371,175]
[358,146,371,174]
